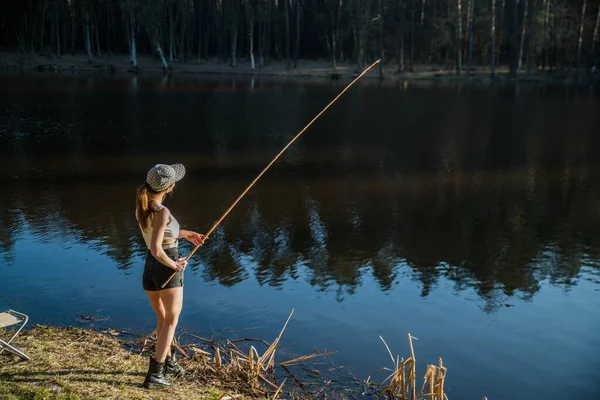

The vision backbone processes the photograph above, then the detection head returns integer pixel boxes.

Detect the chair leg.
[0,338,30,361]
[0,310,29,360]
[5,310,28,345]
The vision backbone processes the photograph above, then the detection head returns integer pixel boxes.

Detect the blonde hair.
[135,183,174,232]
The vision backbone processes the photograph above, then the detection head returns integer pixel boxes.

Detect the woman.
[135,163,206,389]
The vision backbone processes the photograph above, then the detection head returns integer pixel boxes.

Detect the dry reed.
[366,334,449,400]
[130,314,462,399]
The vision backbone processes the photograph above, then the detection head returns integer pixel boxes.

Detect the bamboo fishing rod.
[161,59,381,289]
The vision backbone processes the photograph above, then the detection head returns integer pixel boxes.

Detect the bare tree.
[324,0,343,69]
[456,0,462,74]
[397,1,406,72]
[466,0,475,73]
[593,4,600,55]
[491,0,497,76]
[293,0,300,68]
[410,0,415,71]
[85,9,93,61]
[526,0,537,74]
[285,0,291,67]
[517,0,529,74]
[142,0,169,70]
[576,0,587,71]
[55,3,61,57]
[247,0,256,69]
[378,0,384,78]
[227,0,241,67]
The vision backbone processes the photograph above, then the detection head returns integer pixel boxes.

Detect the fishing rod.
[161,59,381,289]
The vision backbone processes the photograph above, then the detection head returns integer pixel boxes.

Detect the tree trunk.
[107,8,112,56]
[549,0,555,71]
[576,0,587,71]
[249,8,255,70]
[541,0,548,70]
[463,0,471,66]
[62,13,68,55]
[379,0,384,78]
[399,32,405,72]
[95,23,101,57]
[265,0,272,63]
[85,11,93,61]
[410,0,415,72]
[526,0,537,74]
[331,23,337,68]
[39,2,46,54]
[456,0,462,74]
[293,0,300,68]
[169,1,175,62]
[593,5,600,55]
[274,0,281,60]
[257,5,263,66]
[420,0,426,26]
[178,10,189,62]
[491,0,496,76]
[285,0,291,68]
[56,9,61,57]
[330,0,342,70]
[517,0,529,74]
[130,14,137,68]
[508,0,518,75]
[397,2,405,72]
[156,41,169,70]
[231,12,238,67]
[196,0,202,61]
[71,10,76,55]
[356,0,370,69]
[467,0,475,73]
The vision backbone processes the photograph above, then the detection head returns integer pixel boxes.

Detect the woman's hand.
[185,231,207,247]
[173,257,188,272]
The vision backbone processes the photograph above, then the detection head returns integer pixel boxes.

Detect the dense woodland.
[1,0,600,75]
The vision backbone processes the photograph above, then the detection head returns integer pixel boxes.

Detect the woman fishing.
[135,163,206,389]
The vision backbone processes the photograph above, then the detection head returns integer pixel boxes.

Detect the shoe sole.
[143,382,172,389]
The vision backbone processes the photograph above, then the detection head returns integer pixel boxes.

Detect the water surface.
[1,74,599,399]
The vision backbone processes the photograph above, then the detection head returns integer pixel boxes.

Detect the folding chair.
[0,309,30,361]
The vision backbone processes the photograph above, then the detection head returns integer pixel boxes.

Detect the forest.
[1,0,599,75]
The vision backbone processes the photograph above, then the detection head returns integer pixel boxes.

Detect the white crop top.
[137,204,180,250]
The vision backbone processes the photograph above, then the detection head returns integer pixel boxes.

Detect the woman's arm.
[178,229,207,247]
[150,208,181,270]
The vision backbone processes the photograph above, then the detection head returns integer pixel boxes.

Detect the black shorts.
[142,247,184,291]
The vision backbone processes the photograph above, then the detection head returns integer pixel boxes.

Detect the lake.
[1,73,599,399]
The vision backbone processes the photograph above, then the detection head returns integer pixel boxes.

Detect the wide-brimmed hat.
[146,164,186,192]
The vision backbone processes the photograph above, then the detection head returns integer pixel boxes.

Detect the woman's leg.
[154,287,183,363]
[144,290,171,357]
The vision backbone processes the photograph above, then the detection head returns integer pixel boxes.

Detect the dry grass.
[0,325,223,400]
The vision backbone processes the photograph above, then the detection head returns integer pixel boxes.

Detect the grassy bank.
[0,326,224,400]
[1,50,597,85]
[1,316,480,400]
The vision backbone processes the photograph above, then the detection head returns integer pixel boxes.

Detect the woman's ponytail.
[136,183,151,232]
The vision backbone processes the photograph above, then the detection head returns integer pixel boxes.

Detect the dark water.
[1,73,599,399]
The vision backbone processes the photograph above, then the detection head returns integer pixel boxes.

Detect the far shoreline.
[1,49,598,86]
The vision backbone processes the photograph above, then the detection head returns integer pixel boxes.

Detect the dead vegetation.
[1,310,473,400]
[0,325,221,400]
[364,334,448,400]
